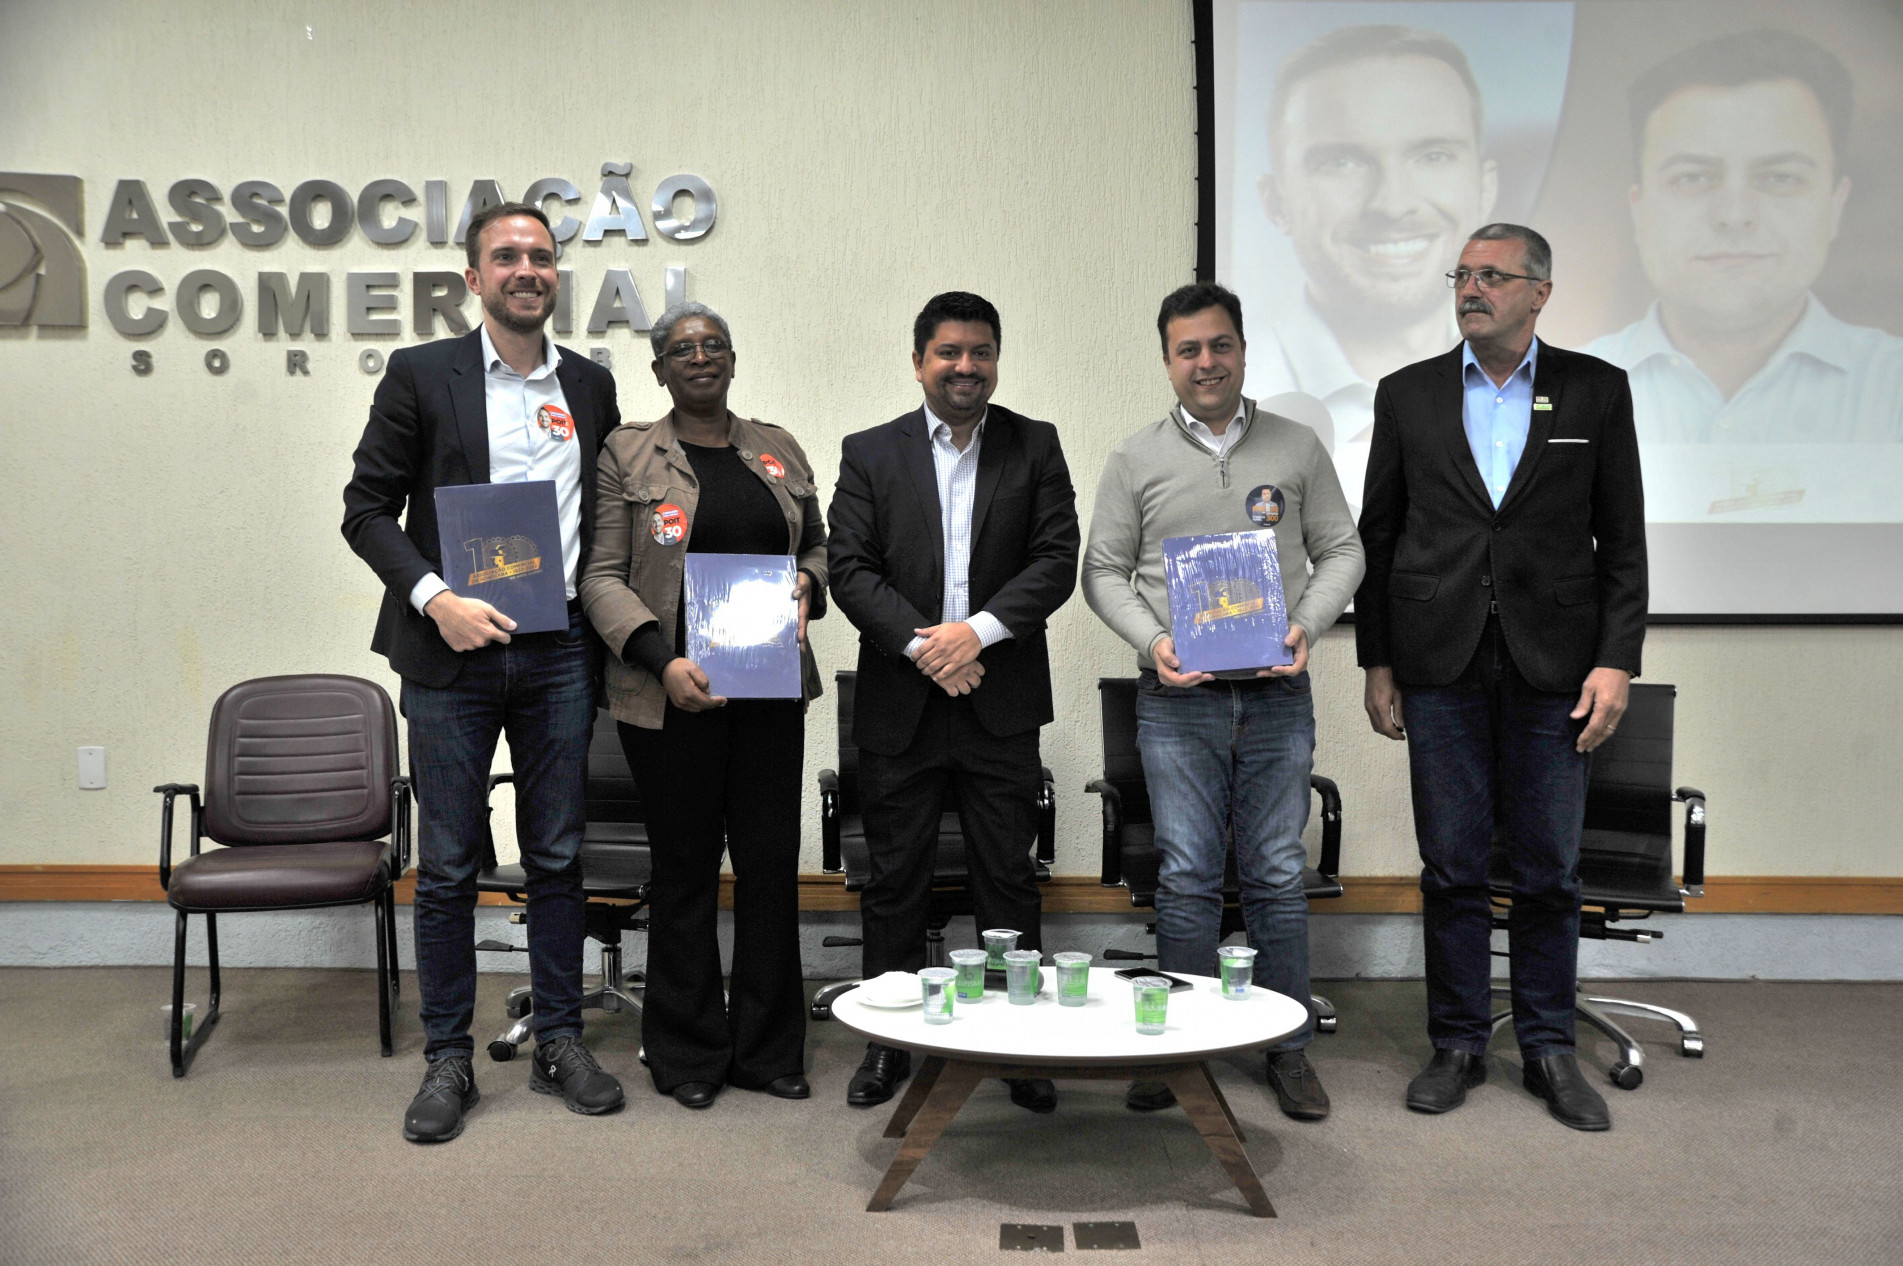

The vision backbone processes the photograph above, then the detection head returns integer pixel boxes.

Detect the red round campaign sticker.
[536,404,574,441]
[650,503,687,546]
[759,453,786,479]
[1245,484,1284,526]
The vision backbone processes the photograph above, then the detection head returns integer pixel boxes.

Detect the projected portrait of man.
[1586,30,1903,443]
[1254,25,1499,449]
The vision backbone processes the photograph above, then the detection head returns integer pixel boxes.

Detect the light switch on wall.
[77,746,106,790]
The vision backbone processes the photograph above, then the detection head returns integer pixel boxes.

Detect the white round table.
[833,967,1306,1216]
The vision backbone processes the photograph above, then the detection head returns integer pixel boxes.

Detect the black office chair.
[1084,676,1345,1032]
[1487,681,1707,1089]
[153,675,410,1077]
[475,704,651,1062]
[810,670,1056,1019]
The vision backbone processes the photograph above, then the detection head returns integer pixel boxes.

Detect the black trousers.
[618,700,806,1092]
[857,690,1043,978]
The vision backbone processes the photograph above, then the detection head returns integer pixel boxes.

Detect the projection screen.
[1206,0,1903,618]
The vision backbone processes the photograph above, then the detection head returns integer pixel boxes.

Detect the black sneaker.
[403,1055,478,1143]
[530,1034,625,1115]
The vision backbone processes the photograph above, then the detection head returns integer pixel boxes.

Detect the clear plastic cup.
[949,949,988,1001]
[919,967,957,1024]
[161,1001,197,1041]
[981,928,1019,972]
[1003,950,1041,1005]
[1052,952,1091,1007]
[1132,976,1171,1034]
[1218,945,1259,1000]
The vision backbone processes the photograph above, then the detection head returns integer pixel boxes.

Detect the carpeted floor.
[1,968,1898,1265]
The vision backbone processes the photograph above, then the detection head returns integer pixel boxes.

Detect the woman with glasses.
[579,302,827,1109]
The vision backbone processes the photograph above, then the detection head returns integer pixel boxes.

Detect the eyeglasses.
[662,338,731,362]
[1446,267,1543,290]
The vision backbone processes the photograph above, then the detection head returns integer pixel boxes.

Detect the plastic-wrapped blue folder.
[683,553,801,698]
[1161,529,1292,674]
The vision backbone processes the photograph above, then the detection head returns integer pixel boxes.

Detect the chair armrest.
[1310,774,1343,879]
[818,769,842,873]
[1675,786,1707,896]
[1036,767,1056,865]
[152,783,202,891]
[1085,779,1124,887]
[391,776,414,875]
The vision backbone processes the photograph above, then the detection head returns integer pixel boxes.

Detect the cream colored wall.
[2,0,1898,878]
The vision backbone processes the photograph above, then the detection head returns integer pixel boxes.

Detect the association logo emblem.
[461,535,543,585]
[1189,578,1266,625]
[0,174,85,328]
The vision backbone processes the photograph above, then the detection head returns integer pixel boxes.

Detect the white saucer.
[854,971,922,1009]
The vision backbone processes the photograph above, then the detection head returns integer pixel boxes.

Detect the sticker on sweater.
[1244,484,1284,526]
[758,453,786,479]
[535,404,574,441]
[650,503,687,546]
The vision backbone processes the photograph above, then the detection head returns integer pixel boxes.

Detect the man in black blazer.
[1356,224,1647,1132]
[828,291,1080,1109]
[342,202,624,1142]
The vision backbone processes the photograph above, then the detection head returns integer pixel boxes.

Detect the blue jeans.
[1400,618,1589,1061]
[402,610,595,1061]
[1135,670,1315,1051]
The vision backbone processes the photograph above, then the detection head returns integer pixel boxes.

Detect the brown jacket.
[580,411,829,728]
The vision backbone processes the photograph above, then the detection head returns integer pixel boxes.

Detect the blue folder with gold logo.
[684,553,801,699]
[1161,529,1293,675]
[433,480,568,634]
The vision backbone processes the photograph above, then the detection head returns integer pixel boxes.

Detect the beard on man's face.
[484,285,555,334]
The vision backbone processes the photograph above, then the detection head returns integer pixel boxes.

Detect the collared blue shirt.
[1461,336,1539,507]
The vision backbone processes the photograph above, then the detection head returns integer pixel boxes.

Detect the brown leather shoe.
[1265,1051,1330,1121]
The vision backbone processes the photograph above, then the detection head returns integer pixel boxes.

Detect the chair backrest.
[833,670,964,819]
[582,704,644,828]
[1584,682,1676,843]
[1096,677,1152,826]
[202,675,397,847]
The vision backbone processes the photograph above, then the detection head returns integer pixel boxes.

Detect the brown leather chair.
[154,675,412,1077]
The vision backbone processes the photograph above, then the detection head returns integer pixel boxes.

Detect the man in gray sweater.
[1083,282,1364,1120]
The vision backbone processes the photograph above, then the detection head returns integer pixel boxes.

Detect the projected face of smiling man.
[1259,26,1498,382]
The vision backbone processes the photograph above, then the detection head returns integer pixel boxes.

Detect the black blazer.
[1354,341,1647,693]
[341,329,620,688]
[827,405,1080,756]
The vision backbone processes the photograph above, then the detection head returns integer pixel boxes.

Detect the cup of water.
[949,948,988,1001]
[919,967,957,1024]
[982,928,1019,972]
[161,1002,197,1041]
[1218,945,1258,1000]
[1132,976,1171,1035]
[1003,950,1041,1005]
[1052,952,1091,1007]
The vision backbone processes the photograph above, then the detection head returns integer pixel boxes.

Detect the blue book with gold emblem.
[433,480,569,634]
[684,553,802,699]
[1162,529,1293,674]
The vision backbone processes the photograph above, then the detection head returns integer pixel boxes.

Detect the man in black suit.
[342,202,625,1142]
[1356,223,1647,1132]
[828,291,1080,1110]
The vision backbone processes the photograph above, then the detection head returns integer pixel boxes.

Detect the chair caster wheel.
[488,1040,518,1063]
[1609,1061,1643,1090]
[1316,1015,1338,1034]
[1681,1035,1705,1057]
[810,1002,833,1021]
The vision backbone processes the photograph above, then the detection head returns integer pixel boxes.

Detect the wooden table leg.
[1201,1061,1246,1143]
[882,1054,946,1139]
[1164,1063,1276,1218]
[867,1059,984,1212]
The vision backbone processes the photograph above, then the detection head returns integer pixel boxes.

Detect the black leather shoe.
[1124,1079,1176,1112]
[1406,1049,1487,1114]
[1006,1078,1058,1113]
[403,1055,478,1143]
[763,1073,810,1100]
[1523,1053,1611,1131]
[1266,1051,1330,1121]
[846,1043,911,1107]
[529,1034,625,1115]
[671,1081,721,1109]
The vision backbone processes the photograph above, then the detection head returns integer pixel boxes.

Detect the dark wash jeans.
[402,610,594,1062]
[1400,618,1590,1061]
[1135,669,1316,1053]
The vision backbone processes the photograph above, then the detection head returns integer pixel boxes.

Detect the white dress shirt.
[902,403,1012,659]
[409,325,583,613]
[1176,398,1249,456]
